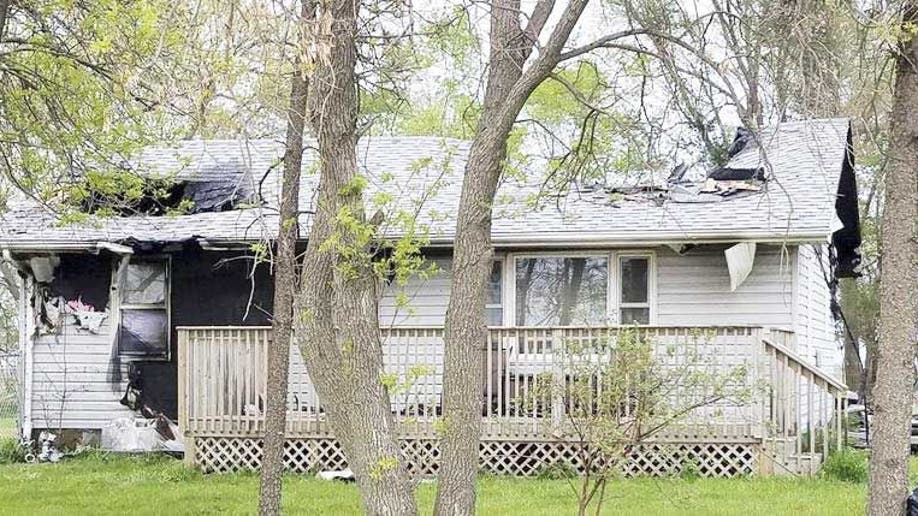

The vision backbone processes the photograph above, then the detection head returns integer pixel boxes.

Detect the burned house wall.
[133,249,274,420]
[30,254,135,430]
[28,249,274,431]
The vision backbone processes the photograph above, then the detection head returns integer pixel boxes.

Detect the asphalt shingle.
[0,118,851,248]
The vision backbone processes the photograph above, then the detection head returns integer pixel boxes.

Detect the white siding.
[794,244,842,379]
[382,246,799,330]
[656,244,796,328]
[29,318,133,430]
[379,257,452,326]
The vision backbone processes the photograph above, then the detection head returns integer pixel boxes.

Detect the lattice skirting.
[191,437,759,478]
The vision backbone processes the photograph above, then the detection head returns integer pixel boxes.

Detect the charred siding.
[29,249,273,429]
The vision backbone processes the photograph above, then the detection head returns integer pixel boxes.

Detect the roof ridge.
[143,135,474,149]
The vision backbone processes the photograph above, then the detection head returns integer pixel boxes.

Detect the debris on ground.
[100,417,183,453]
[316,469,355,482]
[37,431,62,463]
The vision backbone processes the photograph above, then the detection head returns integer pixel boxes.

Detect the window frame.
[486,257,505,327]
[505,249,657,327]
[114,255,171,361]
[612,251,656,325]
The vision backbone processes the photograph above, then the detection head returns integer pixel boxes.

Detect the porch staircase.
[757,331,847,477]
[761,437,823,476]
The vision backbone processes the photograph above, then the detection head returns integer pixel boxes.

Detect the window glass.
[124,262,166,304]
[620,257,648,304]
[486,261,503,325]
[515,257,608,326]
[119,309,168,355]
[119,258,169,358]
[487,262,502,305]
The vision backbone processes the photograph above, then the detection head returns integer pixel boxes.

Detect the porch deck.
[177,326,846,477]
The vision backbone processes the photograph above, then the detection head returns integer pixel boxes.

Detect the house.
[1,118,856,476]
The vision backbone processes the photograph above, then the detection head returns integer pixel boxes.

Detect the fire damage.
[576,126,861,280]
[15,252,184,455]
[13,238,277,457]
[578,127,766,207]
[72,166,257,216]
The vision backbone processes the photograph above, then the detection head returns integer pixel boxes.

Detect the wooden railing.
[761,332,847,472]
[180,326,755,440]
[177,325,845,451]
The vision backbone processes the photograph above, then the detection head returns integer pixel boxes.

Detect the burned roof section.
[592,126,770,207]
[74,161,257,217]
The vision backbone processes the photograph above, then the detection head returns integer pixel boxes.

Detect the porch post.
[177,329,195,467]
[550,328,564,431]
[753,327,766,439]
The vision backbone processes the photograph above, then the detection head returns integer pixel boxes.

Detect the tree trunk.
[436,2,590,513]
[292,1,416,514]
[867,4,918,514]
[842,330,864,399]
[259,3,313,514]
[436,3,527,512]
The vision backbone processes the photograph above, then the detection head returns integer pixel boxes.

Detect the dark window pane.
[124,262,166,304]
[120,309,168,356]
[620,257,648,304]
[487,261,502,305]
[515,257,608,326]
[620,307,650,325]
[486,307,503,326]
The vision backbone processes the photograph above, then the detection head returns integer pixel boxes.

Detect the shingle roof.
[0,118,852,249]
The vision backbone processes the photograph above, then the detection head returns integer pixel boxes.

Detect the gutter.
[0,228,831,253]
[428,230,831,249]
[1,241,133,255]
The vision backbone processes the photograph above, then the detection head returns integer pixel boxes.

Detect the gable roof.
[0,118,853,250]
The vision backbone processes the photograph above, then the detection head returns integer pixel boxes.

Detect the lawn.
[0,416,16,439]
[0,452,888,515]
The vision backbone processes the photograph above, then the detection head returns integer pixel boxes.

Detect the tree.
[293,1,417,513]
[0,1,191,208]
[258,1,315,514]
[868,3,918,514]
[437,2,630,512]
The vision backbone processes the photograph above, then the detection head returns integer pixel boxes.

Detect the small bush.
[0,438,27,464]
[820,448,867,483]
[536,462,577,480]
[679,458,701,480]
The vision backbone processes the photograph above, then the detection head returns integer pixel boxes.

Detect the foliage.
[527,327,752,515]
[0,1,193,208]
[319,145,457,326]
[0,438,26,465]
[820,448,869,484]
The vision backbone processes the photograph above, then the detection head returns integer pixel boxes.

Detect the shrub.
[537,461,577,480]
[820,448,867,483]
[0,438,27,464]
[679,457,701,480]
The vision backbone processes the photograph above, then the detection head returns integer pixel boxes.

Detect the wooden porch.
[177,326,846,477]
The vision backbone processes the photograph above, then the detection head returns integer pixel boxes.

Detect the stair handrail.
[762,336,847,392]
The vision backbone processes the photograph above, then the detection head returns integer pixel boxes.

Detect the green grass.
[0,453,912,515]
[0,416,16,439]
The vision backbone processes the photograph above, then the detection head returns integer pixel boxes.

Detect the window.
[618,256,650,324]
[118,258,170,359]
[486,261,503,325]
[515,256,608,326]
